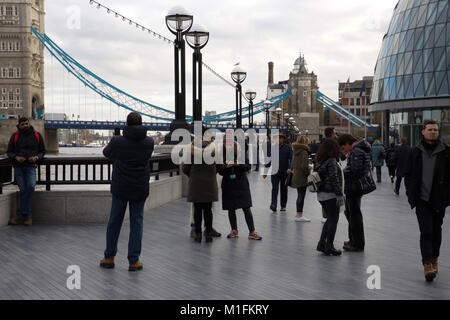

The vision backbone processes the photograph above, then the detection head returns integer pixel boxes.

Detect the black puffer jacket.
[315,157,343,196]
[103,125,154,201]
[7,126,45,167]
[343,140,372,194]
[218,163,252,210]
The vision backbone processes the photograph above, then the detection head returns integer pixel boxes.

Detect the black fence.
[0,154,180,194]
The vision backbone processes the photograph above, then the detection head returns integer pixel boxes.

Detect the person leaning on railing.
[7,117,45,227]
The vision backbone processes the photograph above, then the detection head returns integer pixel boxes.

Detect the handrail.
[0,154,180,193]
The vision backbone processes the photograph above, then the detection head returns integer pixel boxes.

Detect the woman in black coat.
[314,138,344,256]
[218,143,262,240]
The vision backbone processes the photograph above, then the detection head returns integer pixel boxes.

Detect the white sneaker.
[321,218,328,223]
[295,216,311,222]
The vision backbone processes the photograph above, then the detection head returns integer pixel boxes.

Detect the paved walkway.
[0,167,449,300]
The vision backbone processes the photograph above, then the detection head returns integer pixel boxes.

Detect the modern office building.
[369,0,449,145]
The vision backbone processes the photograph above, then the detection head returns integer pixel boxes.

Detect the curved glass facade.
[371,0,449,104]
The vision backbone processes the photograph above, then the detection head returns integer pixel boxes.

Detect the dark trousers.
[228,207,255,233]
[395,175,404,193]
[194,203,213,235]
[375,166,382,182]
[105,195,146,264]
[271,173,288,208]
[319,198,340,250]
[415,200,446,265]
[344,194,365,249]
[296,186,307,212]
[387,166,396,178]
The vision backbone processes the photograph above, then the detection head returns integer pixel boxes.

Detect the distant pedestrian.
[385,142,397,183]
[263,133,292,213]
[289,135,311,222]
[338,134,374,252]
[405,120,450,282]
[309,140,319,162]
[7,117,45,227]
[314,138,345,256]
[100,112,154,271]
[219,142,262,240]
[371,139,385,183]
[182,138,219,243]
[394,138,411,195]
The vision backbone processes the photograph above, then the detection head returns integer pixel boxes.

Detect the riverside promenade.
[0,167,449,300]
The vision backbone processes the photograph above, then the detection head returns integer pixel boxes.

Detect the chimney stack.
[268,62,274,85]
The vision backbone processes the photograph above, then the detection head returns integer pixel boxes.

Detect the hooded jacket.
[371,141,385,167]
[7,126,45,168]
[343,139,372,194]
[290,142,310,188]
[315,157,343,196]
[103,125,154,201]
[182,141,219,203]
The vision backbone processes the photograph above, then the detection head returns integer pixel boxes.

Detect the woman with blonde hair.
[288,135,311,222]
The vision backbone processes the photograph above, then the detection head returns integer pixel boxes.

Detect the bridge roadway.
[0,167,449,300]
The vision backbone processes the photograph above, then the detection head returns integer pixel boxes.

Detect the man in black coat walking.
[394,138,411,195]
[7,117,45,226]
[100,112,154,272]
[405,120,450,282]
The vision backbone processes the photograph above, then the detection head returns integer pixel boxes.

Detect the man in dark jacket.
[7,117,45,226]
[405,120,450,282]
[338,134,373,252]
[263,133,292,212]
[394,138,411,195]
[100,112,154,272]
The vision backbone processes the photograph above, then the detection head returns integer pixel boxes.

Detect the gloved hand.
[336,196,344,207]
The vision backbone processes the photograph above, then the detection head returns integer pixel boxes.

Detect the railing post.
[46,164,51,191]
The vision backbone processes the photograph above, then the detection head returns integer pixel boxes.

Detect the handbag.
[286,171,293,187]
[358,169,376,195]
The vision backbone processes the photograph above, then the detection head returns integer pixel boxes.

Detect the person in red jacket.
[6,117,45,226]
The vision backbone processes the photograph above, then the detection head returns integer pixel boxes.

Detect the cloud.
[43,0,397,122]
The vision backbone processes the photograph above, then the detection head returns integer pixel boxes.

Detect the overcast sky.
[44,0,397,121]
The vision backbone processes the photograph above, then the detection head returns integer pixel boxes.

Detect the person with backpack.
[371,139,385,183]
[219,142,262,240]
[7,117,45,226]
[313,138,344,256]
[385,142,397,183]
[338,134,374,252]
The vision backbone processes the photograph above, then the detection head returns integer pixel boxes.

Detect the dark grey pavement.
[1,167,449,300]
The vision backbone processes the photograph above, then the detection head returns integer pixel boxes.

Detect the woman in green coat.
[371,140,385,183]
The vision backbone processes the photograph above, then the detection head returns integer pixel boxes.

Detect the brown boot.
[100,257,115,269]
[23,218,32,226]
[129,261,143,272]
[432,257,438,273]
[424,262,436,282]
[8,215,23,225]
[205,228,221,237]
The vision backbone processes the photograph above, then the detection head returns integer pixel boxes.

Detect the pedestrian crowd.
[5,114,450,282]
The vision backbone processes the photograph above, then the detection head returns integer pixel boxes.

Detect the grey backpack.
[307,171,322,193]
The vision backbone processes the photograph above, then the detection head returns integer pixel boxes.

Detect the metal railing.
[0,154,180,194]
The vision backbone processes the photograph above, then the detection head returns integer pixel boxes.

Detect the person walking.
[100,112,154,271]
[338,134,374,252]
[314,138,345,256]
[289,135,311,222]
[371,139,385,183]
[385,142,397,183]
[405,120,450,282]
[263,133,292,213]
[394,138,411,195]
[182,138,219,243]
[219,142,262,240]
[7,117,45,227]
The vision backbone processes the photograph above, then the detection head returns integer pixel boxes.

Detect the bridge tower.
[0,1,53,153]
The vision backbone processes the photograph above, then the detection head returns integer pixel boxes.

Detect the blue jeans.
[104,194,146,264]
[14,167,36,217]
[271,172,288,208]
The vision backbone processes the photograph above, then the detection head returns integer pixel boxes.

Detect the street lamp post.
[185,24,209,125]
[263,99,272,137]
[166,6,193,137]
[231,65,247,128]
[245,89,256,128]
[275,107,282,128]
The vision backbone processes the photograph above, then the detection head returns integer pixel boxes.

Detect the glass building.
[369,0,450,145]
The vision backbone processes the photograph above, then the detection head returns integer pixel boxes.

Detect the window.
[303,91,307,97]
[15,88,20,94]
[16,103,21,108]
[9,92,13,101]
[1,43,5,51]
[1,88,6,94]
[2,68,7,78]
[356,98,361,105]
[9,42,13,51]
[15,42,20,51]
[14,6,18,16]
[350,98,355,106]
[350,108,355,114]
[15,68,20,78]
[0,7,4,16]
[6,7,12,16]
[9,103,14,108]
[356,108,361,116]
[9,69,14,78]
